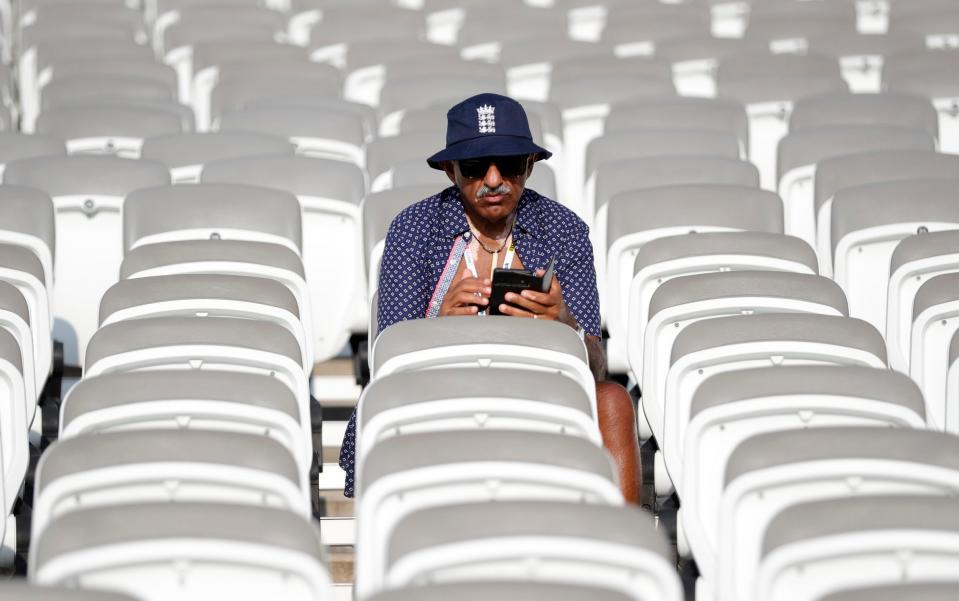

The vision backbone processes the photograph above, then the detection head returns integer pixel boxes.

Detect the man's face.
[444,155,533,224]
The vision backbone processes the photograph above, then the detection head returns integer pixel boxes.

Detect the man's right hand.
[439,275,491,316]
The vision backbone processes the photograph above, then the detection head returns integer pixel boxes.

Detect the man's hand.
[439,274,491,316]
[501,268,569,323]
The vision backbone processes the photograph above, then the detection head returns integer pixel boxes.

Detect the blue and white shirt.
[339,185,601,497]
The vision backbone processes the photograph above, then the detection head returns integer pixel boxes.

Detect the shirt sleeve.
[376,209,432,334]
[558,220,602,337]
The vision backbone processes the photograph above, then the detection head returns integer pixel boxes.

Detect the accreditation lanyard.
[462,237,515,316]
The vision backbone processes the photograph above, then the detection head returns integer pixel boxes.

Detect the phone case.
[488,268,543,315]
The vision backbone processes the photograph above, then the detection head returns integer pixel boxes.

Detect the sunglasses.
[457,155,530,179]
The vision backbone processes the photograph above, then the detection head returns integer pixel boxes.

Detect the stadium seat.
[719,431,959,601]
[36,104,186,156]
[807,32,926,92]
[830,178,959,332]
[743,0,857,54]
[189,40,311,129]
[887,230,959,372]
[289,2,424,48]
[604,97,749,156]
[662,314,888,498]
[0,245,50,402]
[635,271,848,443]
[339,40,458,106]
[354,431,623,598]
[601,4,710,57]
[586,127,743,225]
[0,583,139,600]
[716,52,847,190]
[246,95,379,142]
[30,502,331,600]
[682,367,926,585]
[947,329,959,434]
[0,184,55,309]
[371,317,594,404]
[355,367,601,468]
[0,327,26,518]
[909,272,959,429]
[31,429,310,544]
[366,132,445,192]
[59,370,311,479]
[549,60,675,207]
[0,134,65,178]
[366,581,637,601]
[789,92,940,138]
[362,185,437,299]
[140,131,293,182]
[654,34,766,97]
[450,5,567,54]
[98,274,309,368]
[201,154,366,361]
[606,184,783,374]
[884,51,959,153]
[39,75,174,113]
[3,155,170,365]
[753,495,959,601]
[310,6,427,67]
[383,501,681,601]
[497,37,612,102]
[776,124,935,247]
[814,149,959,275]
[817,582,959,601]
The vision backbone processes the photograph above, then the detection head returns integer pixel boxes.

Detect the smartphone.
[488,257,556,316]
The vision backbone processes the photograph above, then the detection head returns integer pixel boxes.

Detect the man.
[340,93,640,502]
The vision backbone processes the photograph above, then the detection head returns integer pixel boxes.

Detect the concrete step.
[328,545,355,585]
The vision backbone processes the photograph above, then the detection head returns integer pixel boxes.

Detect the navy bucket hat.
[427,92,552,170]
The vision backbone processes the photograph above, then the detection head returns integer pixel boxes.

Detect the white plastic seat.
[216,106,365,165]
[0,583,139,600]
[807,32,926,92]
[817,582,959,601]
[294,3,425,51]
[0,134,65,179]
[354,431,623,598]
[549,61,675,210]
[30,502,331,601]
[754,496,959,601]
[663,314,888,501]
[384,501,681,601]
[635,271,848,444]
[356,367,601,469]
[887,230,959,372]
[84,316,310,433]
[98,274,309,369]
[602,6,710,58]
[32,429,309,544]
[947,329,959,434]
[789,92,941,139]
[361,185,437,300]
[366,132,445,193]
[716,52,848,190]
[140,131,293,183]
[654,34,766,97]
[338,40,457,106]
[36,104,186,157]
[59,370,311,478]
[245,96,378,142]
[831,178,959,333]
[497,36,612,102]
[366,581,637,601]
[627,231,817,388]
[118,240,312,366]
[682,367,926,587]
[2,155,171,365]
[885,53,959,153]
[743,7,856,55]
[719,431,959,601]
[910,273,959,429]
[0,245,50,404]
[189,41,312,129]
[0,184,56,331]
[814,150,959,277]
[776,124,935,247]
[371,316,594,407]
[0,328,26,517]
[200,154,366,360]
[607,184,783,375]
[310,8,427,70]
[39,76,174,113]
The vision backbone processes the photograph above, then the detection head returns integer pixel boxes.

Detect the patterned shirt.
[338,185,601,497]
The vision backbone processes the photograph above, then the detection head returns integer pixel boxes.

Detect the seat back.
[140,131,294,183]
[910,273,959,428]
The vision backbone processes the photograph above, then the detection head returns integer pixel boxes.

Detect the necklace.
[466,214,515,255]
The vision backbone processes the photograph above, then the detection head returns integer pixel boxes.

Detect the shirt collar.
[437,186,543,240]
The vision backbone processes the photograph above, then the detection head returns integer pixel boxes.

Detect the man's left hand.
[501,268,566,321]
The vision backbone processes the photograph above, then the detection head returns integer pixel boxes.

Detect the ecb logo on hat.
[477,104,495,134]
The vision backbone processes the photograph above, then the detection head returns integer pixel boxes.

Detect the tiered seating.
[0,0,956,599]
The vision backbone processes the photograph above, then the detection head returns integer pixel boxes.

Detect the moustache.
[476,184,511,198]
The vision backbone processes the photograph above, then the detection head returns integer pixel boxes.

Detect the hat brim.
[426,135,552,170]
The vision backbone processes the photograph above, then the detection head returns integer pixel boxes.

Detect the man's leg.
[596,380,641,505]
